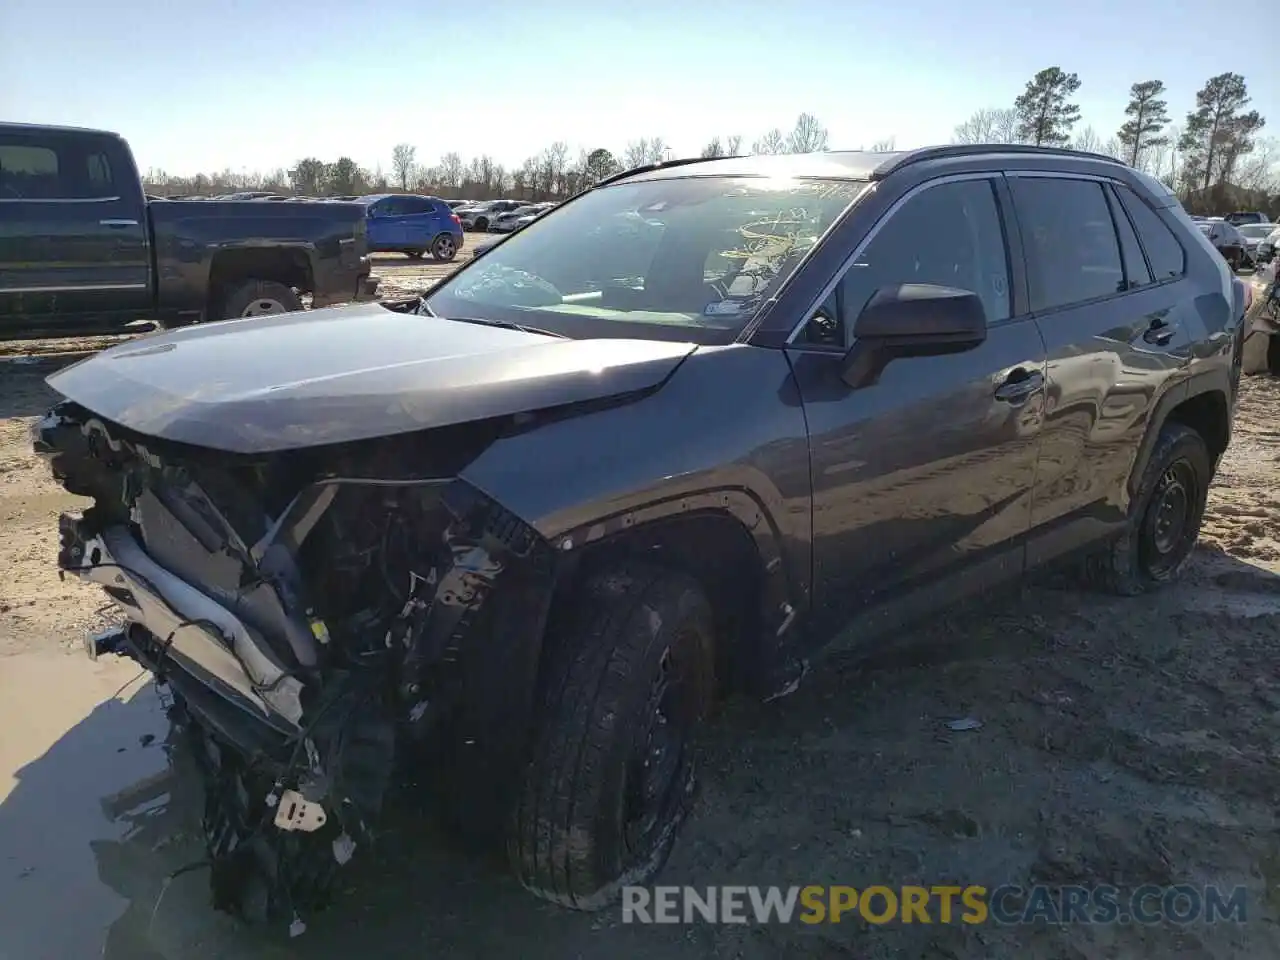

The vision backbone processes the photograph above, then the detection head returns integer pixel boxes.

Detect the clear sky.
[2,0,1275,177]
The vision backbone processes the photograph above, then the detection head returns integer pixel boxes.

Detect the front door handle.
[1143,316,1177,346]
[994,368,1045,403]
[99,219,139,228]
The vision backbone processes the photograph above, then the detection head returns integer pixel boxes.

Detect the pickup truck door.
[784,175,1047,639]
[0,128,152,335]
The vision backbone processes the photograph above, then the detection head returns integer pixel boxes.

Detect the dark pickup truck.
[0,123,377,339]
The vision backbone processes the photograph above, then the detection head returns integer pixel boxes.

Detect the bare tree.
[540,141,570,196]
[700,136,725,159]
[953,108,999,144]
[1236,137,1280,192]
[869,137,897,152]
[391,143,417,191]
[622,137,667,168]
[752,128,786,155]
[725,135,743,155]
[953,107,1020,144]
[786,113,829,154]
[437,152,464,191]
[1072,125,1103,153]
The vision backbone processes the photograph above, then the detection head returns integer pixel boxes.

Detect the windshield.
[424,176,865,343]
[1237,223,1273,239]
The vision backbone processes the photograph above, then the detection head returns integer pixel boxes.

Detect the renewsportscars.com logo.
[621,884,1248,925]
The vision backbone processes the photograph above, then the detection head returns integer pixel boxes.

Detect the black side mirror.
[840,283,988,388]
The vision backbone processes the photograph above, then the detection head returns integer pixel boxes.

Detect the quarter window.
[1114,184,1186,281]
[810,178,1010,346]
[1105,185,1152,288]
[1013,178,1125,312]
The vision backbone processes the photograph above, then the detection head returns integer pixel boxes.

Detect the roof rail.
[595,154,745,189]
[871,143,1126,179]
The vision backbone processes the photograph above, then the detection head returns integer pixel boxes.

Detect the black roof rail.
[871,143,1126,179]
[594,154,746,189]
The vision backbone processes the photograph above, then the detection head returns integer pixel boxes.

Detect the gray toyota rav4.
[35,145,1248,928]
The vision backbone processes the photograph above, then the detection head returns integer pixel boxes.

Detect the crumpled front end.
[34,401,555,931]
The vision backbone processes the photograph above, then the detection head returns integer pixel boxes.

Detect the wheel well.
[559,512,766,695]
[1166,390,1230,462]
[208,248,314,301]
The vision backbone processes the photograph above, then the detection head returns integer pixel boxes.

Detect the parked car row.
[455,198,559,232]
[1191,215,1276,270]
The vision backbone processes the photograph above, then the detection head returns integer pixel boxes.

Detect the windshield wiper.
[417,299,566,338]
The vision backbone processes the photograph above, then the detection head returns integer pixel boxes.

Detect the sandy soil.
[1,277,1278,959]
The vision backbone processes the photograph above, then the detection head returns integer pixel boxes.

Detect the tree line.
[143,69,1277,217]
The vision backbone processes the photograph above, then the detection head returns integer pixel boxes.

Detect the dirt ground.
[1,268,1278,959]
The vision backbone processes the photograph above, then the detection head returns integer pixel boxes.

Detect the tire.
[474,217,489,232]
[510,561,715,910]
[217,279,302,320]
[431,234,458,262]
[406,249,424,260]
[1086,421,1212,596]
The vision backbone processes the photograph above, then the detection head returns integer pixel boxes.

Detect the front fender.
[458,343,814,637]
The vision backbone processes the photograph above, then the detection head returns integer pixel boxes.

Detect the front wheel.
[1087,422,1212,595]
[431,234,458,262]
[510,562,715,910]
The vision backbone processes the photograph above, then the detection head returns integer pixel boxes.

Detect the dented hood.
[46,302,697,453]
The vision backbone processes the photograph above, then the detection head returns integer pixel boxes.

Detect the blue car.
[361,193,463,261]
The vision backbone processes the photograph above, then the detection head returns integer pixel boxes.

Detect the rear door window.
[1011,177,1125,312]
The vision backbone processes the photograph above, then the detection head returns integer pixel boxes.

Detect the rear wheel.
[474,217,489,232]
[431,234,458,262]
[1087,422,1211,595]
[217,279,302,320]
[510,561,715,910]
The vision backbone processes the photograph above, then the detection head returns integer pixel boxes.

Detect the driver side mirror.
[839,283,987,388]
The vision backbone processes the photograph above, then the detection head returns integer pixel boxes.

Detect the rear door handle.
[994,368,1045,403]
[1143,316,1177,346]
[99,219,139,228]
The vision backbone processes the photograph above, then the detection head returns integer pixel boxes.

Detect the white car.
[456,200,527,231]
[1237,222,1275,263]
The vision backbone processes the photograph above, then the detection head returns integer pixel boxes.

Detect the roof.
[617,143,1128,185]
[0,121,122,138]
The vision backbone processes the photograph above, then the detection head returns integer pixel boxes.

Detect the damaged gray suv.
[35,146,1247,928]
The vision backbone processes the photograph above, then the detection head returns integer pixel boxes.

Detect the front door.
[785,175,1047,638]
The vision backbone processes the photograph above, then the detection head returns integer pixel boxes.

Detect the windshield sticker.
[704,299,748,317]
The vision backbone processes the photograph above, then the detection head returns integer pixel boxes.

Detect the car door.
[399,196,436,247]
[784,174,1047,636]
[0,128,151,334]
[1007,174,1193,566]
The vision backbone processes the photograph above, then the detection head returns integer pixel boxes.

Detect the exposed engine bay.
[33,401,557,931]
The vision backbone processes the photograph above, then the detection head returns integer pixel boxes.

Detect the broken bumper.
[60,513,303,733]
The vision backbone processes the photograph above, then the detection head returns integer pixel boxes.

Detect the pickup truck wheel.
[431,234,458,262]
[1087,422,1211,596]
[219,280,303,320]
[510,561,714,910]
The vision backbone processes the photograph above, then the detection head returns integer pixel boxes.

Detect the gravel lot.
[0,264,1277,959]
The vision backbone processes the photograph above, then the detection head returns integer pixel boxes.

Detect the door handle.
[1143,316,1177,346]
[994,368,1045,403]
[99,219,139,228]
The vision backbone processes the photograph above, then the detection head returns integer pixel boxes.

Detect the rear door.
[1009,174,1193,565]
[785,174,1047,636]
[399,195,437,246]
[0,128,151,333]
